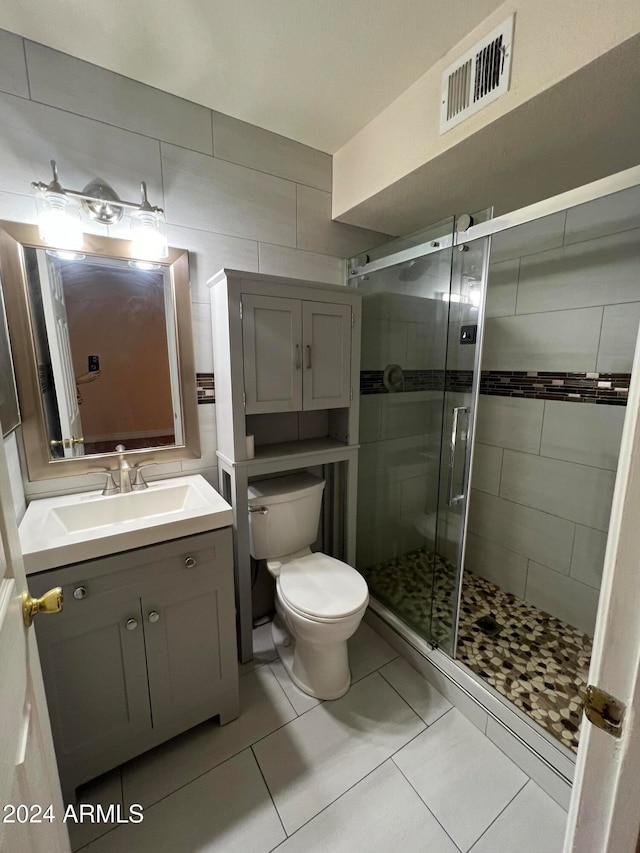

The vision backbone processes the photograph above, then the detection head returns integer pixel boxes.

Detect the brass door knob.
[22,588,63,628]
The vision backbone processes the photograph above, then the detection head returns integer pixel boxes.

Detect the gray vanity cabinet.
[242,294,353,414]
[35,585,152,780]
[30,529,239,798]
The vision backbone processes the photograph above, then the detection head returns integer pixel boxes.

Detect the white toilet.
[247,472,369,700]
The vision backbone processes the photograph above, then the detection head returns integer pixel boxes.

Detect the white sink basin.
[19,475,233,573]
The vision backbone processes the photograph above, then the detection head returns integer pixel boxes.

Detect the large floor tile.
[394,709,527,852]
[275,761,457,853]
[253,672,425,834]
[348,621,398,682]
[85,749,285,853]
[239,621,278,675]
[68,769,122,851]
[122,665,296,808]
[379,657,452,725]
[269,660,322,715]
[469,781,567,853]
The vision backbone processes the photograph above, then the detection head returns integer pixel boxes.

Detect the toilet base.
[271,615,351,701]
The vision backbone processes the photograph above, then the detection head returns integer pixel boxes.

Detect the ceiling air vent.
[440,15,514,134]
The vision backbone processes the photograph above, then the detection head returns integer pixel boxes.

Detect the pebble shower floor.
[361,548,592,752]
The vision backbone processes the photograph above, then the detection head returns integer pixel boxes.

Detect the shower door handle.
[447,406,470,507]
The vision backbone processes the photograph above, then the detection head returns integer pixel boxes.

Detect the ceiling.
[0,0,505,153]
[336,34,640,235]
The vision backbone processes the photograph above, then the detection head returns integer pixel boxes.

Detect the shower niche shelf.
[208,269,362,662]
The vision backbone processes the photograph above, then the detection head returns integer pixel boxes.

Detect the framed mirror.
[0,221,200,481]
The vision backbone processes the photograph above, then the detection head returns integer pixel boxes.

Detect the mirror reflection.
[24,249,181,459]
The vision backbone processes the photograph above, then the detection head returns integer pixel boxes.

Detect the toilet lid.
[279,553,369,620]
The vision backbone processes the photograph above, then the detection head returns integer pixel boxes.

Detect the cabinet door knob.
[306,344,312,369]
[184,556,197,569]
[73,586,87,600]
[125,618,138,631]
[148,611,160,623]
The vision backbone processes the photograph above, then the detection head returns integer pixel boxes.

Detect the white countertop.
[19,474,233,574]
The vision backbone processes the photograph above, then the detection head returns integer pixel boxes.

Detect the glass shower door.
[353,226,489,649]
[430,238,490,654]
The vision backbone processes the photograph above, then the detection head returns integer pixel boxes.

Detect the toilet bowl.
[247,473,369,700]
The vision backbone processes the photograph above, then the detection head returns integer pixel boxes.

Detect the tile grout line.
[21,37,32,100]
[250,745,288,840]
[391,752,463,853]
[377,664,449,728]
[465,778,530,852]
[267,758,410,849]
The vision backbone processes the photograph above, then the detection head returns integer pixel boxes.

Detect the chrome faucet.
[100,445,152,495]
[115,444,134,493]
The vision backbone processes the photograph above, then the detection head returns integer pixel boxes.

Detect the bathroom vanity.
[19,475,239,800]
[209,270,362,662]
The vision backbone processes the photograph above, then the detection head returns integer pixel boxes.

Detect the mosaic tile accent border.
[360,368,631,406]
[360,368,473,395]
[480,370,631,405]
[196,372,215,404]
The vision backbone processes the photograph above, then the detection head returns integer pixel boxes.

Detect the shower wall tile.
[0,30,28,98]
[525,561,601,637]
[357,435,428,488]
[360,318,407,370]
[596,302,640,373]
[540,399,626,470]
[482,308,602,372]
[161,142,297,245]
[470,443,502,496]
[296,185,387,257]
[485,260,519,318]
[516,229,640,315]
[0,92,164,204]
[356,481,403,567]
[468,489,575,573]
[213,112,331,191]
[381,394,432,440]
[359,395,383,444]
[26,42,214,154]
[257,243,344,285]
[564,185,640,245]
[475,395,544,454]
[464,533,527,598]
[489,212,566,264]
[500,450,616,532]
[406,322,436,369]
[570,525,608,590]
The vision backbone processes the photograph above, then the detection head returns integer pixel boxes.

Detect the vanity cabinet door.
[142,535,238,731]
[302,301,352,410]
[34,585,151,784]
[242,293,303,413]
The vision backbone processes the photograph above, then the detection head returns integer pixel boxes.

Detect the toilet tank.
[247,473,325,560]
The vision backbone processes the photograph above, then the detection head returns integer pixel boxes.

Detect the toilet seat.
[278,553,369,621]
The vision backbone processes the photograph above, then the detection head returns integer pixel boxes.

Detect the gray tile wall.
[467,187,640,636]
[0,28,387,503]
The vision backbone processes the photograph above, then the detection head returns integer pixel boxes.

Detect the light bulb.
[130,210,168,260]
[36,191,83,250]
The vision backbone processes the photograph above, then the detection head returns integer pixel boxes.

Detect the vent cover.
[440,15,514,134]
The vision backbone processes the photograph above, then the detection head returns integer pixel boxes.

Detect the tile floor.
[362,548,591,750]
[71,621,567,853]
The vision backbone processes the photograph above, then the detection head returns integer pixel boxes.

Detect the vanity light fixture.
[32,160,168,260]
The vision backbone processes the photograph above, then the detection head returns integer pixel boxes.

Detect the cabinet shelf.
[217,437,358,469]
